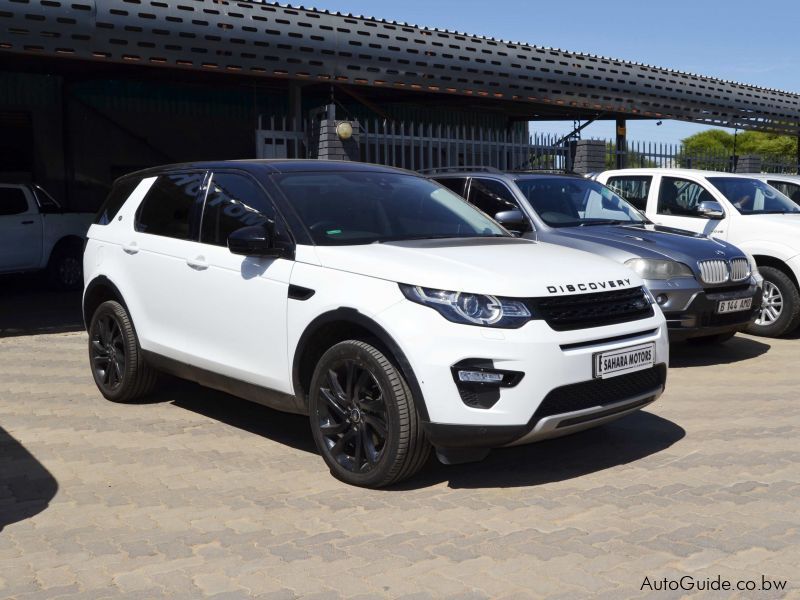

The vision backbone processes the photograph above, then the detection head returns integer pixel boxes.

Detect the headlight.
[399,284,532,328]
[746,254,763,283]
[625,258,694,280]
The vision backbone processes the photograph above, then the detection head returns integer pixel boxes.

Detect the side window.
[605,176,651,211]
[657,177,715,217]
[434,177,468,197]
[0,187,31,216]
[135,172,204,239]
[768,180,800,204]
[33,186,62,214]
[201,173,275,247]
[94,177,141,225]
[467,178,519,217]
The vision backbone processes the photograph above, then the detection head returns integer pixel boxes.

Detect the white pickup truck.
[596,168,800,337]
[0,183,93,289]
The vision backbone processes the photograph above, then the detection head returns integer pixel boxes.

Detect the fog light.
[457,370,504,384]
[656,294,668,305]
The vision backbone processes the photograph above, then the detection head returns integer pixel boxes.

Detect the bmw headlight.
[399,284,532,328]
[625,258,694,280]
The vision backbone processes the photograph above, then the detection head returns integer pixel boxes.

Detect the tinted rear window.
[94,178,140,225]
[135,173,203,239]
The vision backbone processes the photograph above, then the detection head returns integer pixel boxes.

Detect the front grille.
[729,257,750,282]
[698,257,750,285]
[699,311,755,327]
[530,286,654,332]
[531,365,666,422]
[698,259,729,284]
[705,283,751,295]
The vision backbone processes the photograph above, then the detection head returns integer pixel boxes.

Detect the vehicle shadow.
[0,426,59,532]
[152,377,318,454]
[0,274,84,338]
[669,335,770,368]
[398,411,685,491]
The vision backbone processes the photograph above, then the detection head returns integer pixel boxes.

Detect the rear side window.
[605,176,651,211]
[0,187,30,216]
[94,177,140,225]
[768,180,800,204]
[135,173,204,240]
[200,173,275,246]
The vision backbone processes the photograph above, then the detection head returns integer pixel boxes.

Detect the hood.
[311,237,643,297]
[536,224,743,266]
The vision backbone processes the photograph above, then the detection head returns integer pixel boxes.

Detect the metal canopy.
[1,0,799,134]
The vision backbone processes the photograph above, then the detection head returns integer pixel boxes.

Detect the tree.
[680,129,797,170]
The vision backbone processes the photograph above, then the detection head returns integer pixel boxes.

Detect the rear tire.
[88,300,157,402]
[309,340,430,488]
[745,266,800,337]
[47,240,83,290]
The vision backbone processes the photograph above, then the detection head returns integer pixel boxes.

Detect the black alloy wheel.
[88,300,158,402]
[309,340,430,488]
[91,311,126,391]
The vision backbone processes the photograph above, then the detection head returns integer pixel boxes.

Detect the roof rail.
[417,166,502,175]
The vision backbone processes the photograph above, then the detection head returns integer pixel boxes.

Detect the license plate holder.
[593,342,655,379]
[717,297,753,314]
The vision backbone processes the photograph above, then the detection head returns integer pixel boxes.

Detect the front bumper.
[644,278,761,340]
[377,298,669,448]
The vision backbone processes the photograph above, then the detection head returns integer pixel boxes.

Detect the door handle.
[20,220,34,225]
[122,241,139,255]
[186,256,208,270]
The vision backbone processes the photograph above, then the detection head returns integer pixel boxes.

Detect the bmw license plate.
[717,297,753,314]
[593,343,655,379]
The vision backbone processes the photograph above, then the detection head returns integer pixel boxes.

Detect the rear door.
[123,171,207,360]
[189,170,294,391]
[0,185,42,272]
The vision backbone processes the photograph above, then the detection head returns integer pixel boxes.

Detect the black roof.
[120,159,412,182]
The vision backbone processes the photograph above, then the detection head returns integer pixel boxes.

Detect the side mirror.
[494,209,532,234]
[695,201,725,220]
[228,222,285,258]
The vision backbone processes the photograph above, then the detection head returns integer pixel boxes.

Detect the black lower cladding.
[530,286,654,332]
[664,283,761,336]
[424,364,667,448]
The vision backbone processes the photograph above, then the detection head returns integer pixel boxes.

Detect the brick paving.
[0,331,798,598]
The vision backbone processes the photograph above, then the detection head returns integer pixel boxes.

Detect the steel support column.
[616,119,627,170]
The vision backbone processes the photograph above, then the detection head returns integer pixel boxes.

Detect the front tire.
[309,340,430,488]
[746,266,800,337]
[88,300,157,402]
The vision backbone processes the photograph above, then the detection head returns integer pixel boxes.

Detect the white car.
[83,160,668,487]
[597,168,800,337]
[0,183,92,288]
[747,174,800,206]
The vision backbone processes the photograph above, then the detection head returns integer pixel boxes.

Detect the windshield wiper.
[578,220,627,227]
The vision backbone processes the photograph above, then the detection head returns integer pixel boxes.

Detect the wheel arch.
[82,275,129,331]
[48,234,84,263]
[753,255,799,288]
[292,308,429,420]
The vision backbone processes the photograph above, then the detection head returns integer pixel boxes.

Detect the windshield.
[514,177,647,228]
[708,177,800,215]
[274,171,509,245]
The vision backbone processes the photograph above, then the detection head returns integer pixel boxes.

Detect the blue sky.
[305,0,800,144]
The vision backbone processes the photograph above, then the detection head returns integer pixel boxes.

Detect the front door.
[648,176,728,239]
[189,171,294,393]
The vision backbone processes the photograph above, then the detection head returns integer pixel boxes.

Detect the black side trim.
[143,351,305,415]
[288,284,315,301]
[291,308,429,421]
[82,275,128,331]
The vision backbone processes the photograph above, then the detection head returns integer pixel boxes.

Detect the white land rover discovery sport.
[83,160,669,487]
